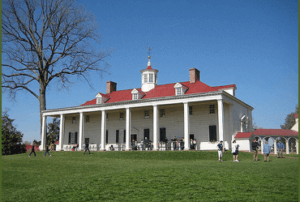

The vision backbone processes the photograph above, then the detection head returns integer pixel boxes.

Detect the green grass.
[2,151,298,202]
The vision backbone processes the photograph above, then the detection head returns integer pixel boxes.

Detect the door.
[160,128,166,141]
[144,129,150,140]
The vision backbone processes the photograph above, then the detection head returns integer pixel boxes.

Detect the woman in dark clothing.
[44,145,51,157]
[28,144,37,157]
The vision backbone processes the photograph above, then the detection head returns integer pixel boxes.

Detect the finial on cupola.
[147,47,152,67]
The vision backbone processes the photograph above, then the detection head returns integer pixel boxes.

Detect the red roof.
[253,129,298,136]
[55,141,59,145]
[81,80,235,106]
[146,66,153,70]
[235,132,252,138]
[26,145,40,152]
[294,114,298,118]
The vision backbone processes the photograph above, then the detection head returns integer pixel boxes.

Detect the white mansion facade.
[41,57,253,151]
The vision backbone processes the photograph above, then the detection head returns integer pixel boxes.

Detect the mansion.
[41,56,253,151]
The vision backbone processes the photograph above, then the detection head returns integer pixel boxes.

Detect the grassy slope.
[2,151,298,202]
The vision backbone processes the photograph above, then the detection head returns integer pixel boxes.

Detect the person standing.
[263,140,271,162]
[252,139,260,161]
[28,143,37,157]
[44,145,51,157]
[83,142,92,155]
[217,141,224,161]
[140,139,144,151]
[232,140,239,162]
[277,140,284,158]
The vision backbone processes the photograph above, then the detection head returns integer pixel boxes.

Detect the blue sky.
[2,0,298,143]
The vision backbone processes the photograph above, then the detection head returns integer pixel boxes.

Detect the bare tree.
[2,0,110,140]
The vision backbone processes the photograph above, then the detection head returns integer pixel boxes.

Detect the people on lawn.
[263,140,271,162]
[232,140,239,162]
[217,140,224,161]
[277,140,284,158]
[28,143,37,157]
[44,145,51,157]
[252,139,260,161]
[83,142,92,155]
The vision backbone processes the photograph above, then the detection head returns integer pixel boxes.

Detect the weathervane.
[148,46,151,57]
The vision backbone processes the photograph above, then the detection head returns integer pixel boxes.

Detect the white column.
[125,108,131,151]
[296,139,298,154]
[153,105,159,151]
[41,115,47,151]
[184,102,190,150]
[58,114,65,151]
[78,112,84,151]
[285,138,289,154]
[100,110,106,151]
[274,139,277,155]
[217,99,224,142]
[261,139,264,154]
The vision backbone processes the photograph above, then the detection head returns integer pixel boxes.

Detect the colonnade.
[41,99,225,151]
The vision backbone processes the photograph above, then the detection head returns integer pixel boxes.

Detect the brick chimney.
[189,68,200,83]
[106,81,117,94]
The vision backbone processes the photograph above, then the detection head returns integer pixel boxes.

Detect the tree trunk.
[39,85,46,142]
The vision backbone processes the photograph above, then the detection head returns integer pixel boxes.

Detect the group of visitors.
[217,140,239,162]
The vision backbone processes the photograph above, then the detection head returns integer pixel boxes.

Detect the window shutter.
[75,132,78,144]
[106,130,108,144]
[69,132,71,144]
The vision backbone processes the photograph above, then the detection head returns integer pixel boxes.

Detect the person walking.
[232,140,239,162]
[263,140,271,162]
[44,145,51,157]
[28,143,37,157]
[217,141,224,161]
[252,139,260,161]
[84,142,92,155]
[277,140,284,158]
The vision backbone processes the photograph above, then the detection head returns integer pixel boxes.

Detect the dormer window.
[131,88,145,100]
[176,88,182,95]
[96,97,102,104]
[95,93,109,104]
[174,82,188,96]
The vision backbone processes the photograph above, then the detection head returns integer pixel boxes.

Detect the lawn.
[2,150,298,202]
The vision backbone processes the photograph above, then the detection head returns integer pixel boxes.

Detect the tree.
[2,0,109,141]
[46,117,60,144]
[2,110,27,155]
[280,105,298,130]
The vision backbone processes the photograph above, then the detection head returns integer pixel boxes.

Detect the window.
[160,128,166,141]
[120,113,124,120]
[106,130,108,144]
[160,109,165,117]
[209,125,217,142]
[189,106,193,115]
[116,130,119,143]
[96,97,102,104]
[106,113,109,121]
[124,130,126,143]
[209,105,215,114]
[68,132,78,144]
[176,88,182,95]
[144,74,148,83]
[144,110,149,118]
[149,74,153,82]
[86,115,90,123]
[72,117,76,124]
[133,93,138,100]
[144,129,150,140]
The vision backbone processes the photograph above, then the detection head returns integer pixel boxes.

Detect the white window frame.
[189,106,193,115]
[144,74,148,83]
[176,87,182,95]
[160,109,166,117]
[144,110,149,119]
[133,93,138,100]
[72,117,76,124]
[209,105,215,114]
[96,97,102,104]
[149,74,154,82]
[86,115,90,123]
[120,113,124,120]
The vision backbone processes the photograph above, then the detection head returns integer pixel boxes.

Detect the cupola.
[140,56,158,92]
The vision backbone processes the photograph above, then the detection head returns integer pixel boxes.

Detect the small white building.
[291,113,298,132]
[40,56,253,151]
